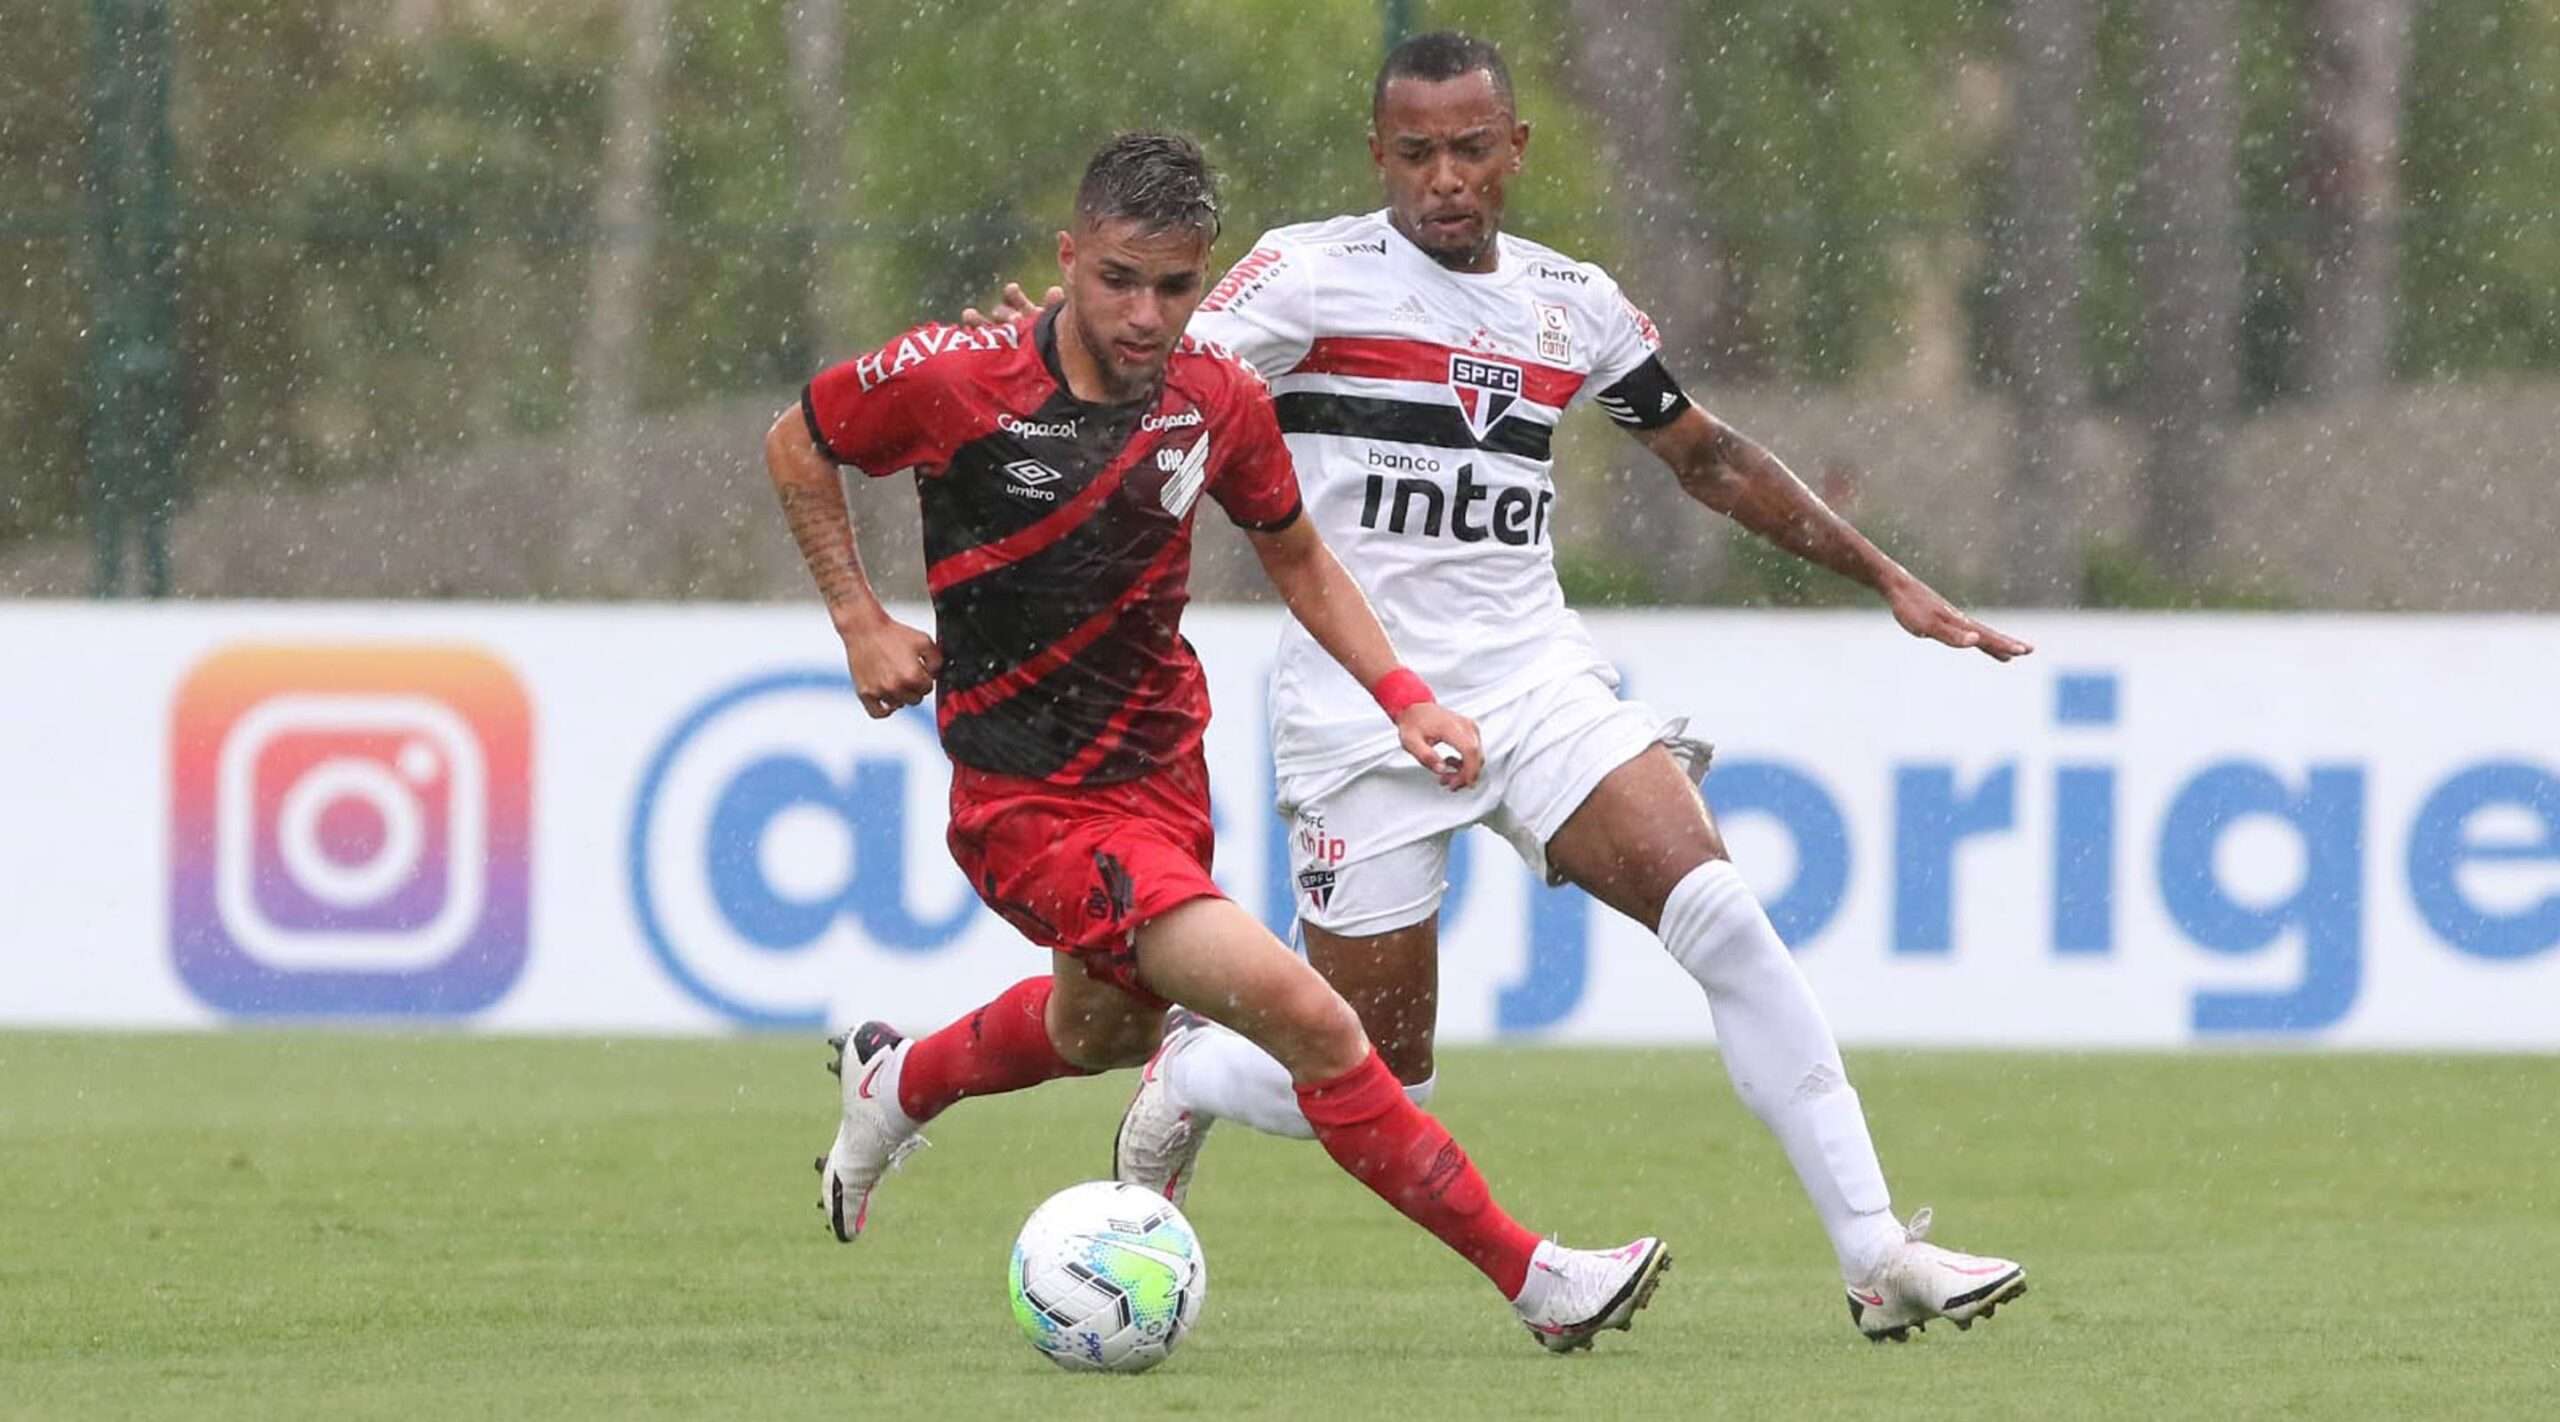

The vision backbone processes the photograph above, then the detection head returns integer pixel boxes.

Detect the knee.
[1046,1003,1161,1072]
[1271,978,1369,1080]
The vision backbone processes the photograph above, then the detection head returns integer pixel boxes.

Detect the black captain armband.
[1230,497,1304,535]
[1593,356,1693,431]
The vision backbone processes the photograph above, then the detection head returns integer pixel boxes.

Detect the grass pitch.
[3,1034,2555,1419]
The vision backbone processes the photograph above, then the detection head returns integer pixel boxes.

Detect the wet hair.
[1372,30,1515,122]
[1074,131,1221,241]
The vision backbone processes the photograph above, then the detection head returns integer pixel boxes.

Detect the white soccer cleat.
[814,1021,926,1243]
[1112,1010,1213,1207]
[1844,1208,2027,1342]
[1511,1237,1673,1354]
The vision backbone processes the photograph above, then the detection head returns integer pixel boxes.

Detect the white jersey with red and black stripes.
[1188,210,1692,776]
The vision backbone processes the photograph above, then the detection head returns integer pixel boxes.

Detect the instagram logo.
[170,644,532,1015]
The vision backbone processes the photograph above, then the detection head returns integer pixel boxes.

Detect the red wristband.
[1372,667,1434,720]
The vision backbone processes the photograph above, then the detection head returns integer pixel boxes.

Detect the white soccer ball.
[1007,1180,1207,1373]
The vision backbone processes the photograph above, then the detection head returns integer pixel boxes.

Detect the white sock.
[1659,859,1904,1282]
[1162,1024,1436,1141]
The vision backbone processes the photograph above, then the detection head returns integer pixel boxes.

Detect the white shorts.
[1274,669,1704,938]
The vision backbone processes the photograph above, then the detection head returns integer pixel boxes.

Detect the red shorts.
[946,747,1222,1003]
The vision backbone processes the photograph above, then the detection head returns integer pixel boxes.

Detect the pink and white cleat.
[1112,1010,1213,1207]
[1844,1208,2027,1342]
[1511,1237,1673,1353]
[813,1022,926,1242]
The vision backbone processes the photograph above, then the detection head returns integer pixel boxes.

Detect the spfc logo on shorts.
[1296,867,1338,911]
[1449,352,1523,440]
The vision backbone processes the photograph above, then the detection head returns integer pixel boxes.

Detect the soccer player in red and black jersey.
[761,133,1669,1349]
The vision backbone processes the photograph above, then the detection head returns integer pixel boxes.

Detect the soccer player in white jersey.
[979,32,2034,1341]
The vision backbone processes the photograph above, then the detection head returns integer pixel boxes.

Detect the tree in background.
[12,0,2560,597]
[1995,0,2095,604]
[2297,0,2412,398]
[1557,0,1731,599]
[785,0,850,361]
[565,0,672,593]
[2132,0,2243,580]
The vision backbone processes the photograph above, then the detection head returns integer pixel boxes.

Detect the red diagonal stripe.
[1049,656,1187,784]
[1293,335,1584,408]
[927,448,1140,596]
[938,534,1189,719]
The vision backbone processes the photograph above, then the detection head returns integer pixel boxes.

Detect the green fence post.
[85,0,183,598]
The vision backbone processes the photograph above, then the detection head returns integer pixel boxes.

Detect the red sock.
[895,976,1088,1123]
[1296,1049,1539,1298]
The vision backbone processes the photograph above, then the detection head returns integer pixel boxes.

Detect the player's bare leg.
[1303,918,1442,1086]
[1131,896,1668,1349]
[1116,916,1441,1203]
[1543,744,2024,1337]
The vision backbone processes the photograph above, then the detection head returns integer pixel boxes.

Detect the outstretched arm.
[1245,517,1483,788]
[1631,408,2032,661]
[762,408,943,716]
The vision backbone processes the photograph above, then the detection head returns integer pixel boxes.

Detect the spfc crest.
[1448,352,1523,440]
[1296,867,1338,911]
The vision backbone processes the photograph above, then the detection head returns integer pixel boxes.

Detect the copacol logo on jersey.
[1448,352,1523,439]
[627,670,976,1027]
[167,644,532,1016]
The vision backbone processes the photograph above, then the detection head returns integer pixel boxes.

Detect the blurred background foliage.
[5,0,2556,603]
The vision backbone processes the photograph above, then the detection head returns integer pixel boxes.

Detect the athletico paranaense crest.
[1449,352,1523,440]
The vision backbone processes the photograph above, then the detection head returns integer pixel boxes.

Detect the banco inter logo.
[627,670,976,1027]
[168,643,532,1016]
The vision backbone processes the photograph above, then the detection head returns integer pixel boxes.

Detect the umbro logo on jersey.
[1002,458,1063,502]
[1449,353,1524,439]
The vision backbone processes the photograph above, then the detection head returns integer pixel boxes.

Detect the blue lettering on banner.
[2052,671,2119,954]
[1651,670,2549,1037]
[2157,763,2365,1033]
[2406,761,2560,960]
[704,755,969,951]
[1893,764,2016,955]
[1502,876,1592,1033]
[629,670,973,1028]
[1709,760,1851,945]
[625,663,2558,1038]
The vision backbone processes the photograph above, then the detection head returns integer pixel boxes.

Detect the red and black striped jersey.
[802,307,1303,785]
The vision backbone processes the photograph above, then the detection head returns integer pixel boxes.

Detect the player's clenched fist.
[841,615,943,718]
[1396,703,1483,791]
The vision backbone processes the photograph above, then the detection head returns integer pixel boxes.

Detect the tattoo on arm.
[776,472,878,625]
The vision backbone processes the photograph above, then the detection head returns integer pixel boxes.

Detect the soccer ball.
[1007,1181,1207,1373]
